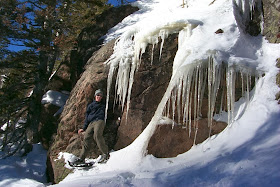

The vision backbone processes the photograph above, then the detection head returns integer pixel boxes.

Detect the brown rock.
[47,39,121,183]
[46,59,72,92]
[114,34,178,150]
[39,103,60,149]
[215,29,224,34]
[147,119,227,158]
[47,5,139,183]
[262,0,280,43]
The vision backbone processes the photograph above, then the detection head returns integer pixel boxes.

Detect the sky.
[1,0,280,186]
[108,0,137,6]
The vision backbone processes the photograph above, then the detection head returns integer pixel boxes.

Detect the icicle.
[246,72,250,106]
[210,62,222,136]
[177,77,183,124]
[188,89,192,137]
[181,76,187,122]
[183,70,192,130]
[151,44,155,65]
[171,89,177,128]
[187,71,193,135]
[105,64,116,123]
[159,30,167,61]
[226,67,231,125]
[207,57,212,128]
[189,72,194,137]
[193,68,198,145]
[219,64,226,114]
[193,65,201,145]
[193,66,198,123]
[115,58,131,111]
[167,97,171,118]
[199,66,207,115]
[105,22,200,128]
[226,66,236,125]
[241,72,244,97]
[125,58,137,122]
[219,82,225,114]
[193,125,198,146]
[207,56,215,134]
[231,69,236,123]
[197,65,202,121]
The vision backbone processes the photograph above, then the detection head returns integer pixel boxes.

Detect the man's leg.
[79,122,95,160]
[93,120,108,155]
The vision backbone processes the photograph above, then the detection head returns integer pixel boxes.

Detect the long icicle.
[189,71,194,138]
[226,66,236,125]
[193,66,199,145]
[172,89,177,128]
[208,57,213,137]
[177,77,183,125]
[105,64,116,123]
[125,57,137,122]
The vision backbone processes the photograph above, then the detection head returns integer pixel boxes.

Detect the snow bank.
[0,144,47,187]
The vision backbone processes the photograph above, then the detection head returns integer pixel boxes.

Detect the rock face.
[148,120,227,158]
[262,0,280,43]
[46,5,139,184]
[113,34,229,155]
[46,0,280,184]
[47,39,121,183]
[41,5,139,151]
[39,59,72,150]
[262,0,280,103]
[39,103,61,149]
[72,5,139,83]
[114,0,280,154]
[114,34,177,149]
[276,59,280,103]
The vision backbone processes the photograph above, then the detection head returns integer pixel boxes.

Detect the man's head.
[94,89,103,102]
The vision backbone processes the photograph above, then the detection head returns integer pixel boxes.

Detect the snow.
[41,90,69,116]
[1,0,280,186]
[0,144,47,187]
[41,90,69,107]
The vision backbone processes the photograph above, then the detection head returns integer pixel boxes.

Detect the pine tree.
[0,0,110,158]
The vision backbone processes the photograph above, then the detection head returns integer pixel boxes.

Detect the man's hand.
[78,129,84,134]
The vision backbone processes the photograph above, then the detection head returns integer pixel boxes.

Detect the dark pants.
[79,120,108,160]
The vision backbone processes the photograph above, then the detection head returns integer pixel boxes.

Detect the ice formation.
[104,0,264,158]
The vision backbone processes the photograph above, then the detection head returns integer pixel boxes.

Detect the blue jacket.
[83,100,105,131]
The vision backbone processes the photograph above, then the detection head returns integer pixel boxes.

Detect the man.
[75,89,109,164]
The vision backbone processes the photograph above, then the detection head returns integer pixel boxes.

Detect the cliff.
[43,0,280,183]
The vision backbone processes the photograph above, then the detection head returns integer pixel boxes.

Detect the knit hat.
[95,89,103,97]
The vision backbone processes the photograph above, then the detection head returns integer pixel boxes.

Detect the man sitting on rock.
[74,89,110,164]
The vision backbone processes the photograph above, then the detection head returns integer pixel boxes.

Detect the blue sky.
[108,0,137,6]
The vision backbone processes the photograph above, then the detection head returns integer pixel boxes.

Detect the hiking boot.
[98,153,110,163]
[72,158,85,165]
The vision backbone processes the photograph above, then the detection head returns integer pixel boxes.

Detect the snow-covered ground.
[0,144,47,187]
[1,0,280,186]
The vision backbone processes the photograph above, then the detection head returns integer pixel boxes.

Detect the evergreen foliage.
[0,0,110,158]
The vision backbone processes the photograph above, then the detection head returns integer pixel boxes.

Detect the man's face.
[95,94,102,102]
